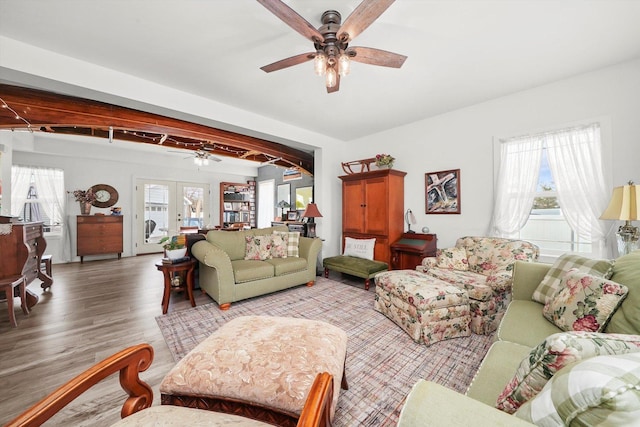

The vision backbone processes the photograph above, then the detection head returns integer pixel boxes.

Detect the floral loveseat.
[416,236,540,334]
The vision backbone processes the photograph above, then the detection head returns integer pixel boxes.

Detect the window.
[491,123,610,258]
[518,149,592,255]
[11,165,65,235]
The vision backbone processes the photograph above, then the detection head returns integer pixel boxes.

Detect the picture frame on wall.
[287,210,299,221]
[425,169,460,214]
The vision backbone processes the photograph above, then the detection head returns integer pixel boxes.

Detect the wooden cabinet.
[391,233,438,270]
[339,169,406,265]
[0,220,52,308]
[220,181,256,228]
[77,215,123,263]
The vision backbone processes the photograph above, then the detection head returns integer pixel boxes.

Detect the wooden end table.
[155,259,197,314]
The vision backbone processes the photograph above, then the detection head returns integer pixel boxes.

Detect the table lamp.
[276,199,290,219]
[600,180,639,255]
[302,203,323,238]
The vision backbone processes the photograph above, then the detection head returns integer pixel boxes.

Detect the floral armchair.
[417,236,539,334]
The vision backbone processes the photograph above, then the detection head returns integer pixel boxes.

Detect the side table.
[155,259,197,314]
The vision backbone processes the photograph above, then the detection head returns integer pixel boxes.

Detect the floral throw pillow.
[244,235,273,260]
[273,231,300,257]
[435,247,468,270]
[495,331,640,414]
[270,232,288,258]
[543,269,628,333]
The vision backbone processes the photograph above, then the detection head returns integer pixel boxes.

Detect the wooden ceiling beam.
[0,84,314,174]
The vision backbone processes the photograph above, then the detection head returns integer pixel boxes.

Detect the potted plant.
[159,235,187,259]
[69,188,96,214]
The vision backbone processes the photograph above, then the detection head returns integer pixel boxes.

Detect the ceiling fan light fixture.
[314,51,327,76]
[325,66,337,88]
[338,52,350,76]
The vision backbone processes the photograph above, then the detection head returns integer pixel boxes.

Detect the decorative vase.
[80,202,92,215]
[165,248,187,259]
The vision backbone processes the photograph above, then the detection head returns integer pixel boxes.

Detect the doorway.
[136,179,210,254]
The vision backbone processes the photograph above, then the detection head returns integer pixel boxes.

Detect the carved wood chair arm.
[6,344,154,427]
[297,372,334,427]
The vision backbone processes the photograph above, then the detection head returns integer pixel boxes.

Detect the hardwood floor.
[0,255,365,426]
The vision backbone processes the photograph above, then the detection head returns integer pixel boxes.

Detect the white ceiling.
[1,0,640,142]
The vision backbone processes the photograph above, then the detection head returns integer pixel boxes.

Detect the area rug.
[156,277,495,426]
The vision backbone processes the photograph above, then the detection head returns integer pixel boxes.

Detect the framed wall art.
[425,169,460,214]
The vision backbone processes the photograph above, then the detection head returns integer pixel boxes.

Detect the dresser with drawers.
[77,215,123,263]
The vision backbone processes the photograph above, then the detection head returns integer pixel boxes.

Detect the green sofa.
[191,226,322,309]
[398,250,640,426]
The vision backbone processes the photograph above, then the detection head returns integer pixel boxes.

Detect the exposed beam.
[0,84,314,174]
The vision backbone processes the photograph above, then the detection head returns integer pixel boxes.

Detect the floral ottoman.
[160,315,348,427]
[374,270,471,346]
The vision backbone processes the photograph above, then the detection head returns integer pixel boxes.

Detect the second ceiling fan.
[257,0,407,93]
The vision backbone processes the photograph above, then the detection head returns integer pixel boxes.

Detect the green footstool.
[323,255,388,290]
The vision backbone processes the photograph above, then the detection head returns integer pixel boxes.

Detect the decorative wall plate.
[90,184,119,208]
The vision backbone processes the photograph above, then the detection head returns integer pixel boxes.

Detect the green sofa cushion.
[465,340,532,406]
[266,257,307,276]
[498,300,561,348]
[605,250,640,335]
[231,260,274,283]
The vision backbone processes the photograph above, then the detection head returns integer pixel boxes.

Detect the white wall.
[340,59,640,250]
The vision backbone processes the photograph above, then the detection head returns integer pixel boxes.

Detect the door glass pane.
[182,185,204,228]
[144,183,169,243]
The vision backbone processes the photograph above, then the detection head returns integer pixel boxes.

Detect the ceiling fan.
[169,149,222,165]
[257,0,407,93]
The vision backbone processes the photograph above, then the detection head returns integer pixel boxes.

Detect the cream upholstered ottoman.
[374,270,471,346]
[160,315,348,427]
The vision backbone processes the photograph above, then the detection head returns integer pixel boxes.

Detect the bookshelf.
[220,181,256,228]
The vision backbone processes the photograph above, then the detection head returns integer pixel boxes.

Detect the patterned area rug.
[156,277,495,426]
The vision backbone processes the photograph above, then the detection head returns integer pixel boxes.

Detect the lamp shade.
[302,203,323,219]
[600,183,640,221]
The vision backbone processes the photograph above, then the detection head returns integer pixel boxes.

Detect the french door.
[136,179,210,254]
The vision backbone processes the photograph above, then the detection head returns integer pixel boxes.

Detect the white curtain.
[544,124,613,257]
[10,165,31,216]
[32,168,66,224]
[489,136,543,237]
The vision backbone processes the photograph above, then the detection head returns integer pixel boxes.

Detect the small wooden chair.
[0,274,29,327]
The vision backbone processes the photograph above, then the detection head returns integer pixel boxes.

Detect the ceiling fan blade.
[347,46,407,68]
[260,52,315,73]
[327,74,341,94]
[257,0,324,43]
[337,0,396,43]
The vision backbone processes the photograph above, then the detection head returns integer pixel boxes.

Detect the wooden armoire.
[339,169,406,265]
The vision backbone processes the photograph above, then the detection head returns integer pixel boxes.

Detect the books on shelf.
[161,256,191,265]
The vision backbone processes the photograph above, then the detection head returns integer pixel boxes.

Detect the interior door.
[136,179,210,254]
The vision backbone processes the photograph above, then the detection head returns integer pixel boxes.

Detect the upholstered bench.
[160,315,348,427]
[323,255,388,290]
[374,270,471,346]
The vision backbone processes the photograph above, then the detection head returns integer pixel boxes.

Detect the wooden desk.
[155,259,197,314]
[390,233,438,270]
